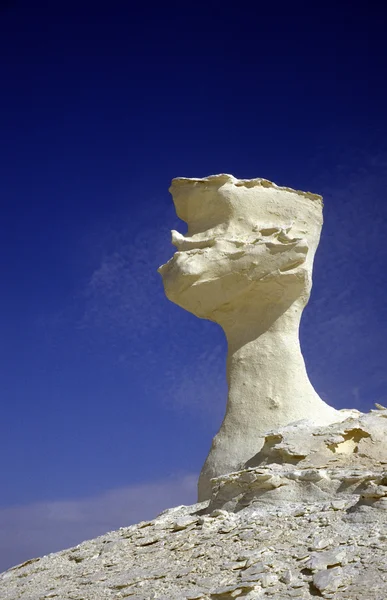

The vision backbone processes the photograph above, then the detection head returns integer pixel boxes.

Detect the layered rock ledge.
[2,408,387,599]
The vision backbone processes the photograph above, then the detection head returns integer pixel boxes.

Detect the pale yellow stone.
[158,174,348,501]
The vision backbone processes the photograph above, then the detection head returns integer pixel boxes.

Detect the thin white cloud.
[164,343,227,425]
[79,204,179,339]
[76,207,229,425]
[82,239,167,336]
[300,154,387,412]
[0,474,197,574]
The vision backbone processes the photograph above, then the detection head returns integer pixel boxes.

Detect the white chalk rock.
[158,174,349,500]
[208,408,387,512]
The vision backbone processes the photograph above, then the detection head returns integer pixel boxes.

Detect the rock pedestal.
[158,175,349,500]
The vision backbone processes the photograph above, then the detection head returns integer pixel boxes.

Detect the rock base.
[2,408,387,599]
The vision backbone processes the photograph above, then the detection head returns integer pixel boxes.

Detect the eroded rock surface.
[208,407,387,512]
[158,175,346,500]
[2,408,387,599]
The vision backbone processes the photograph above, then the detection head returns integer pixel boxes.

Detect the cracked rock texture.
[2,409,387,599]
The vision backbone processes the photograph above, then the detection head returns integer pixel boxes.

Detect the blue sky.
[1,1,387,572]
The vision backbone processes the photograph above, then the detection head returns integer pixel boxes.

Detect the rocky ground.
[2,408,387,599]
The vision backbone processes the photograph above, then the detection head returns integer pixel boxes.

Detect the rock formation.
[3,175,385,599]
[158,174,351,500]
[2,407,387,599]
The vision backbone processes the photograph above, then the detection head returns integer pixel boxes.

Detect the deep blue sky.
[1,1,387,571]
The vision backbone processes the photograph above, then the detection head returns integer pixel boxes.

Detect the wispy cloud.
[164,343,227,425]
[35,199,180,345]
[300,152,387,412]
[80,213,176,339]
[0,474,197,574]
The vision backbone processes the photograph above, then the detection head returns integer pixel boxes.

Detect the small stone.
[309,537,333,551]
[243,590,262,600]
[288,589,308,598]
[208,584,236,596]
[211,509,230,518]
[219,521,237,533]
[173,516,198,530]
[305,548,346,571]
[331,499,347,511]
[312,567,343,593]
[136,536,160,547]
[280,569,293,584]
[211,582,255,596]
[240,562,269,581]
[137,520,153,529]
[223,561,247,570]
[238,530,255,541]
[293,550,310,561]
[237,549,266,565]
[258,573,278,587]
[195,576,216,588]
